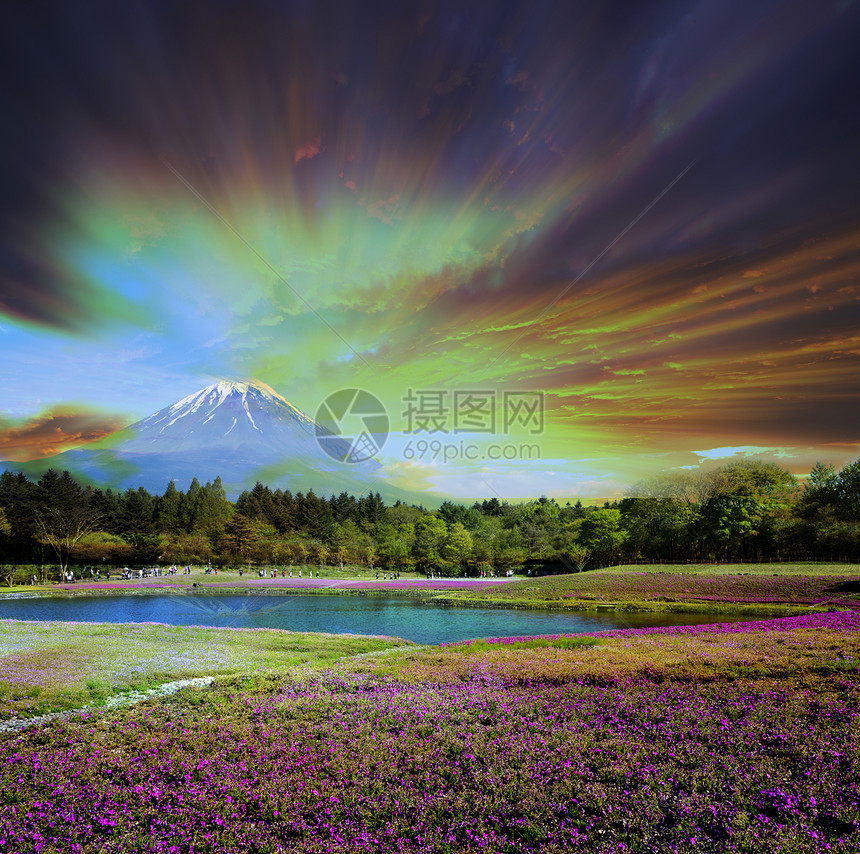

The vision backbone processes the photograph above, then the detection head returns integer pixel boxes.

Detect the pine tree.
[155,481,183,534]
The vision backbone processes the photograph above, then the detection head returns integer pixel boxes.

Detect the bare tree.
[34,505,102,578]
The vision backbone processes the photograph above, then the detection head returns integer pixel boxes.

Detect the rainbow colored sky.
[1,0,858,502]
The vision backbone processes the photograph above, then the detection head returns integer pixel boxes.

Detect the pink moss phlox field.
[461,572,860,608]
[595,609,860,638]
[442,610,860,648]
[55,583,185,590]
[1,655,858,853]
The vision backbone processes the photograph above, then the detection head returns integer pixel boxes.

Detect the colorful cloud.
[0,0,858,499]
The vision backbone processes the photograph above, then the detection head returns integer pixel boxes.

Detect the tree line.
[1,455,859,583]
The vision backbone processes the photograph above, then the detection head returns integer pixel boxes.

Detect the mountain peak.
[192,379,285,404]
[132,379,317,444]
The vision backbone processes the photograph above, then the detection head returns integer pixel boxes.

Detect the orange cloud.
[0,410,126,461]
[294,137,323,164]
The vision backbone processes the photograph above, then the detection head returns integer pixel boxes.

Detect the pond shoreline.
[0,582,830,617]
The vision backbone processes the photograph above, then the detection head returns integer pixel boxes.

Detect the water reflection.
[0,594,769,646]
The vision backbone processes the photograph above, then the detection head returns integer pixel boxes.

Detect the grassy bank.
[0,620,412,720]
[597,562,860,576]
[435,563,860,614]
[1,611,858,852]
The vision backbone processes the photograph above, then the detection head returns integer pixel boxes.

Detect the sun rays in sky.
[0,0,858,501]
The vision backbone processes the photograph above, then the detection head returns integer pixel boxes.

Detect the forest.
[0,455,859,581]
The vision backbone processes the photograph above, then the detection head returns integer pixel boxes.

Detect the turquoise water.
[0,593,766,645]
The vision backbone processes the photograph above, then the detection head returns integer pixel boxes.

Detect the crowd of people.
[30,565,445,585]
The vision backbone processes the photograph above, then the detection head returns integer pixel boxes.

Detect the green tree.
[155,481,183,534]
[0,471,41,564]
[180,478,203,532]
[118,486,156,534]
[834,459,860,522]
[702,461,796,559]
[196,477,233,528]
[328,519,369,565]
[299,490,333,538]
[124,532,163,563]
[357,492,386,527]
[796,461,839,547]
[578,508,627,566]
[553,527,590,571]
[222,514,260,561]
[329,492,358,523]
[89,488,122,534]
[332,544,348,571]
[413,515,448,573]
[0,506,14,586]
[236,482,275,524]
[619,496,694,562]
[271,490,296,533]
[312,543,330,569]
[440,522,473,574]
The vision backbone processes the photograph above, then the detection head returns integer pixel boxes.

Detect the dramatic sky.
[1,0,858,501]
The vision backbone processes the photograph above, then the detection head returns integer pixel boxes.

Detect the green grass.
[442,635,601,655]
[601,562,860,576]
[431,563,860,614]
[0,619,413,720]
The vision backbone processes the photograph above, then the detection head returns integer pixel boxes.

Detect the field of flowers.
[1,612,858,852]
[0,620,411,720]
[441,567,860,613]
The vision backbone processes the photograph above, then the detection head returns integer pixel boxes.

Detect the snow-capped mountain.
[122,381,326,456]
[0,381,412,500]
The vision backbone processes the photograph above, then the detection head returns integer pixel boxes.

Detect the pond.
[0,593,768,645]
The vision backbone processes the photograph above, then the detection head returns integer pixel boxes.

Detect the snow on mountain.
[124,380,322,455]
